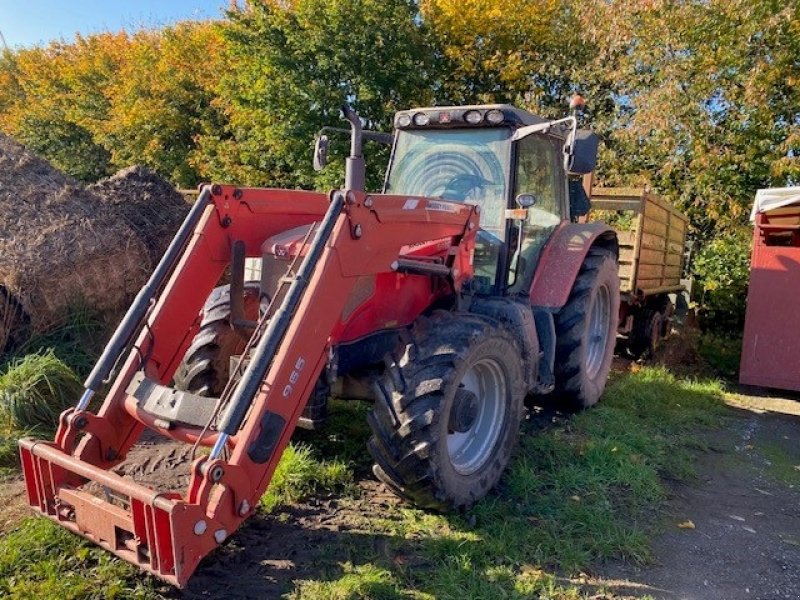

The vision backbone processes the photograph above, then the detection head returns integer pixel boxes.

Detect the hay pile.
[0,134,189,352]
[89,166,189,264]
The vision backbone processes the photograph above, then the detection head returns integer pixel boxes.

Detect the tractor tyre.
[553,247,620,409]
[627,308,662,359]
[367,311,526,511]
[173,282,262,396]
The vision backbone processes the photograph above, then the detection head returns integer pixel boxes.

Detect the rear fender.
[529,222,618,310]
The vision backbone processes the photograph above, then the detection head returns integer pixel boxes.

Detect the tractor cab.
[384,104,598,295]
[312,103,598,296]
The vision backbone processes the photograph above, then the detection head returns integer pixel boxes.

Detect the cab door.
[508,134,567,294]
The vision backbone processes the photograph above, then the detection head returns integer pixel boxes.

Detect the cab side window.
[511,135,565,293]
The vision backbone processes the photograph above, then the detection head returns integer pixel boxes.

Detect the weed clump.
[8,304,104,379]
[260,443,354,513]
[0,350,81,431]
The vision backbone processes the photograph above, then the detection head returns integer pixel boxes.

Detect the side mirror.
[313,134,329,171]
[516,193,537,208]
[568,129,598,175]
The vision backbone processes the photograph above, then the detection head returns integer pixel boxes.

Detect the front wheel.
[554,247,620,409]
[367,312,525,510]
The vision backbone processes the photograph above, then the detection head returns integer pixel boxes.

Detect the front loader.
[20,101,619,587]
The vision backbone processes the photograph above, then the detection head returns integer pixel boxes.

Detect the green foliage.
[260,442,354,513]
[16,115,112,182]
[0,427,22,475]
[577,0,800,237]
[0,350,82,432]
[101,24,225,186]
[0,305,104,475]
[0,518,158,599]
[9,304,105,380]
[0,25,222,186]
[1,1,797,244]
[193,0,437,190]
[698,332,743,379]
[421,0,588,114]
[692,228,752,332]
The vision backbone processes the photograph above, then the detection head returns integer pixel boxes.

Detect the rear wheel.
[554,247,620,409]
[367,312,525,510]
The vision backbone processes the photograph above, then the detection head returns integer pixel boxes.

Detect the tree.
[420,0,587,113]
[193,0,438,190]
[0,25,223,186]
[576,0,800,237]
[0,36,123,180]
[102,24,224,186]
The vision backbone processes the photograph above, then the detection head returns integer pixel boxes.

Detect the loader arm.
[20,185,478,587]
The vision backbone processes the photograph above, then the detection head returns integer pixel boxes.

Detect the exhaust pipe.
[342,104,365,192]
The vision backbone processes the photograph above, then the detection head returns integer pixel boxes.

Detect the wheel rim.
[586,283,611,379]
[447,357,507,476]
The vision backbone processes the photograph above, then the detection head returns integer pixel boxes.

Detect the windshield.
[385,128,512,292]
[386,128,511,233]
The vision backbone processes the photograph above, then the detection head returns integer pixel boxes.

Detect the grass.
[759,441,800,488]
[0,518,159,599]
[0,350,83,431]
[5,304,105,380]
[260,442,355,513]
[0,305,104,476]
[0,350,83,477]
[698,332,742,379]
[289,367,727,599]
[0,367,729,599]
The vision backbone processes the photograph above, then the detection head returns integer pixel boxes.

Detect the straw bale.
[0,134,151,346]
[89,166,189,263]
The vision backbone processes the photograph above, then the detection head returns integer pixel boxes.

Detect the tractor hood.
[261,223,315,260]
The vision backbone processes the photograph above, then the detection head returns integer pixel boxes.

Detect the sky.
[0,1,228,48]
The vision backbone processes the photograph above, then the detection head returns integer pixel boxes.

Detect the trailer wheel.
[173,282,262,396]
[553,247,620,409]
[367,312,525,510]
[627,309,662,359]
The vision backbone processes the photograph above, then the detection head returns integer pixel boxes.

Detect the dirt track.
[591,389,800,600]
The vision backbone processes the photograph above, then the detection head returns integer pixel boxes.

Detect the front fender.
[529,222,618,310]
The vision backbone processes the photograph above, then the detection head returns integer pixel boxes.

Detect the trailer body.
[590,187,689,356]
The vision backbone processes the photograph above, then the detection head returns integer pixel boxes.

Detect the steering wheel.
[441,173,491,203]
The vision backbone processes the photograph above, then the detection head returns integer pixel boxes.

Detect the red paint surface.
[529,222,616,309]
[740,212,800,391]
[20,185,480,587]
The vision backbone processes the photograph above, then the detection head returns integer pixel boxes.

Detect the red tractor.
[20,102,619,587]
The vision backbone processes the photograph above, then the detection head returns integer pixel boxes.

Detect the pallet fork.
[20,184,478,587]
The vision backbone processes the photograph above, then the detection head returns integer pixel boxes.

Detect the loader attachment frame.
[20,184,478,587]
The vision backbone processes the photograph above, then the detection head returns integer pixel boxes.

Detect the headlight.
[464,110,483,124]
[486,109,504,125]
[396,113,412,127]
[413,112,430,126]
